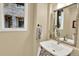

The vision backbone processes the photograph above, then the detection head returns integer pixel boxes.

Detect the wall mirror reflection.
[52,3,78,46]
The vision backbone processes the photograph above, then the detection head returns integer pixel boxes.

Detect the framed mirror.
[53,3,78,46]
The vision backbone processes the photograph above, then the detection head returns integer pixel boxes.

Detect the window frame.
[1,3,28,31]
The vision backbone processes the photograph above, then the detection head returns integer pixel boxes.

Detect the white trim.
[24,3,28,31]
[0,3,28,32]
[0,28,27,31]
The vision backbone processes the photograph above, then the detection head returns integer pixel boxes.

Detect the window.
[0,3,28,31]
[16,3,24,7]
[5,15,12,28]
[16,17,24,28]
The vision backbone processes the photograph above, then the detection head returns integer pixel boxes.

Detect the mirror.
[52,3,78,46]
[57,10,64,30]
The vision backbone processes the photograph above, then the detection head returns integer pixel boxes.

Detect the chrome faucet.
[63,34,68,41]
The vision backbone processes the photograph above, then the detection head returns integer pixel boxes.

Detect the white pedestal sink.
[40,40,73,56]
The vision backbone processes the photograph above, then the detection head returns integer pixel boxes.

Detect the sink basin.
[40,40,73,56]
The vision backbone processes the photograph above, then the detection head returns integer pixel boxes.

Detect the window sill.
[0,28,27,32]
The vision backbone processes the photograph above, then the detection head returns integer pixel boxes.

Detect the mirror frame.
[52,3,78,46]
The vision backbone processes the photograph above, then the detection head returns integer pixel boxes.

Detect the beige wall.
[0,3,35,56]
[33,3,50,55]
[35,3,49,41]
[49,4,57,39]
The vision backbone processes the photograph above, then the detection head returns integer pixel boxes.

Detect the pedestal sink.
[40,40,73,56]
